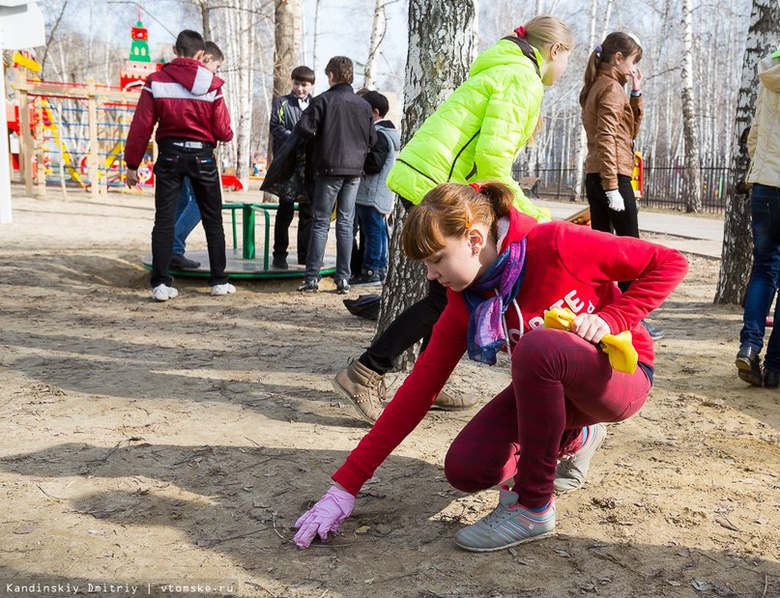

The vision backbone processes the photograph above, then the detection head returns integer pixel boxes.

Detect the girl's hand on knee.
[571,314,610,345]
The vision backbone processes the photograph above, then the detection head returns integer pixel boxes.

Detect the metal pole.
[0,37,12,223]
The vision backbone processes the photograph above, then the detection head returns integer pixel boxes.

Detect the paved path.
[538,199,724,259]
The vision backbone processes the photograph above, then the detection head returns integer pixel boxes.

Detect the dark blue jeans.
[173,177,201,255]
[355,204,388,271]
[740,183,780,371]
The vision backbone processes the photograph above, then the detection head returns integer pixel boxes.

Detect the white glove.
[605,189,625,212]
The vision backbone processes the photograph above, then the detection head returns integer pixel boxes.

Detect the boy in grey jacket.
[351,91,400,286]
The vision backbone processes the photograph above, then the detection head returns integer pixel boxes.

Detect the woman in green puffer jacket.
[387,20,568,220]
[332,15,575,425]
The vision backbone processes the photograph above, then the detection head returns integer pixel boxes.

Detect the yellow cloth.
[543,308,638,374]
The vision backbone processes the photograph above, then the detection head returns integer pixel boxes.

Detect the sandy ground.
[0,186,778,598]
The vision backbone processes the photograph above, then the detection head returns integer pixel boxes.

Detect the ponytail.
[517,15,574,54]
[579,50,601,107]
[401,182,515,260]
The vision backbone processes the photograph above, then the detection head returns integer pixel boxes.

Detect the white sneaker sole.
[455,530,554,552]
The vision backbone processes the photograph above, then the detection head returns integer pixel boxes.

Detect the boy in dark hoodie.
[125,30,234,301]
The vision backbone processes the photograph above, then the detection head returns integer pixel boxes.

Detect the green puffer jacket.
[386,38,548,221]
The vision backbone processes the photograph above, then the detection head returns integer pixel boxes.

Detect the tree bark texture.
[680,0,702,213]
[715,0,780,305]
[374,0,476,370]
[273,0,302,99]
[363,0,386,89]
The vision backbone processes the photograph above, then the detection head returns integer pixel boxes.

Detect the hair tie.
[469,182,485,194]
[514,26,526,39]
[595,44,603,55]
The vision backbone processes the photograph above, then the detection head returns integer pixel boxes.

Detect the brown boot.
[332,359,386,424]
[431,389,480,411]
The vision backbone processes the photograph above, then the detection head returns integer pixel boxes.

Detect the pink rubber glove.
[294,485,355,548]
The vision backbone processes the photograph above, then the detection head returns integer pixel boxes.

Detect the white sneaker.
[152,284,178,302]
[210,283,236,296]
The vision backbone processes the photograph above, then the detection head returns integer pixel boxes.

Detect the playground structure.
[8,21,161,199]
[11,71,142,199]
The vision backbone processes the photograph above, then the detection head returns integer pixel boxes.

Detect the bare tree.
[193,0,212,39]
[40,0,71,78]
[273,0,302,99]
[715,0,780,305]
[375,0,476,369]
[363,0,387,89]
[680,0,702,212]
[572,0,600,201]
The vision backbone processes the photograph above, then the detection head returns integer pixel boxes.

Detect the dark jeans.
[356,205,388,271]
[358,278,448,374]
[173,177,200,255]
[151,142,228,288]
[273,198,312,265]
[740,183,780,371]
[586,173,639,293]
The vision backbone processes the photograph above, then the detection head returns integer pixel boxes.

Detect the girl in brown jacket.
[580,32,663,340]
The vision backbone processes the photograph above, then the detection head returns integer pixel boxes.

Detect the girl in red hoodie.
[293,181,688,552]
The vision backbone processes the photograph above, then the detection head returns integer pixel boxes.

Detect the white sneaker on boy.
[152,284,179,302]
[210,283,236,296]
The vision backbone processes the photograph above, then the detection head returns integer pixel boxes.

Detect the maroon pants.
[445,328,651,509]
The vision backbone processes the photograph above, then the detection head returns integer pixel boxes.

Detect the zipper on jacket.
[448,129,481,181]
[397,158,439,186]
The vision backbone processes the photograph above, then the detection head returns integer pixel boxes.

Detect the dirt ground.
[0,186,778,598]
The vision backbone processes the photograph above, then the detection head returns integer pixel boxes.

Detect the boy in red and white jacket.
[125,29,234,301]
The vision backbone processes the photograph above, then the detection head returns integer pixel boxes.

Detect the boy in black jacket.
[269,66,315,270]
[295,56,376,294]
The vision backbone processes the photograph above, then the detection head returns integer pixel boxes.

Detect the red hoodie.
[124,57,233,170]
[332,209,688,495]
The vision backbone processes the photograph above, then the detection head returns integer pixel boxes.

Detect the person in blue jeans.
[294,56,376,294]
[352,91,400,286]
[736,50,780,388]
[169,41,224,271]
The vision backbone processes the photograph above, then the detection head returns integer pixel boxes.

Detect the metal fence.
[513,160,730,214]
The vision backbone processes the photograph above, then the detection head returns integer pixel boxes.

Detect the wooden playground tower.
[13,72,143,199]
[10,20,160,198]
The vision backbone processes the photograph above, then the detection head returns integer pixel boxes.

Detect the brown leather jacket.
[581,63,643,190]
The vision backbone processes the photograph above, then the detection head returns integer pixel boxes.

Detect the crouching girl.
[294,181,687,552]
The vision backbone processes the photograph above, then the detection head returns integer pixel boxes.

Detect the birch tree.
[363,0,387,89]
[216,0,258,187]
[572,0,600,201]
[374,0,476,369]
[715,0,780,305]
[273,0,303,99]
[680,0,702,212]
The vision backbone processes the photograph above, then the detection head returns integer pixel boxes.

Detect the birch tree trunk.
[600,0,614,42]
[234,0,255,187]
[680,0,702,213]
[192,0,211,39]
[273,0,303,99]
[374,0,476,370]
[572,0,599,202]
[363,0,386,89]
[715,0,780,304]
